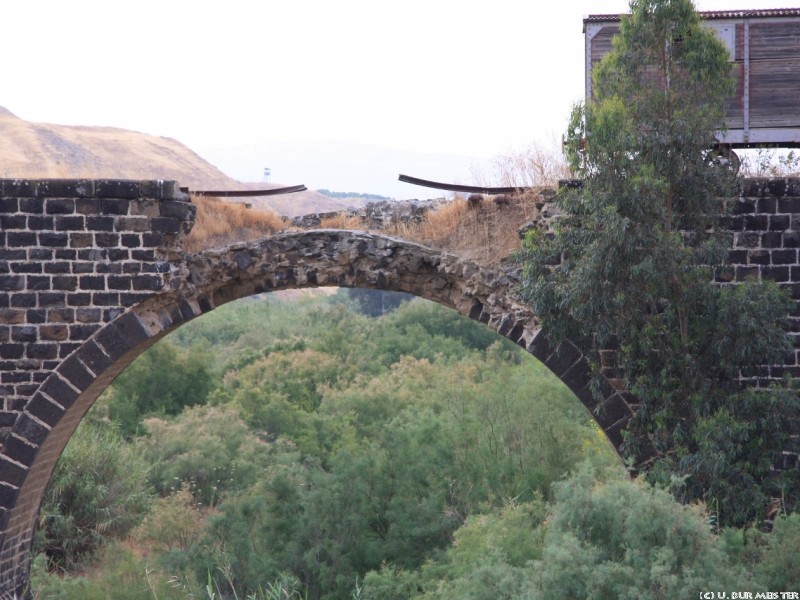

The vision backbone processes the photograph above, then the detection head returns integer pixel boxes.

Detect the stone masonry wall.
[0,180,194,443]
[723,178,800,386]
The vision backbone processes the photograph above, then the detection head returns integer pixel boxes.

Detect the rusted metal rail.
[398,174,531,195]
[181,184,307,197]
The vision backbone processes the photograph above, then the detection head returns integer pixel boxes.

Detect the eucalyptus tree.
[520,0,799,525]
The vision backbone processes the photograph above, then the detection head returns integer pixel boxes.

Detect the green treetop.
[520,0,799,526]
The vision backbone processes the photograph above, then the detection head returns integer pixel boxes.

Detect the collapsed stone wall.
[290,198,450,228]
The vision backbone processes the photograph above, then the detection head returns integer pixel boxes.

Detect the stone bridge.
[0,178,799,596]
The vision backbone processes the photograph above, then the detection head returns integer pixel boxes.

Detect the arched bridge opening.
[0,179,630,596]
[2,176,799,596]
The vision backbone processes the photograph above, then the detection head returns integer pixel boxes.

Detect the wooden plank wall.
[747,21,800,128]
[588,18,800,133]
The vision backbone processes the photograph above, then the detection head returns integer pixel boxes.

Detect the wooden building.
[584,8,800,149]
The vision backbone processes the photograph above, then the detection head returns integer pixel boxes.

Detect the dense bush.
[36,422,153,570]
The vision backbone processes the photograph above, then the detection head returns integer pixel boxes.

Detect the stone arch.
[0,229,635,596]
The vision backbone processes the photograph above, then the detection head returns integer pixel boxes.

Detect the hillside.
[0,107,361,217]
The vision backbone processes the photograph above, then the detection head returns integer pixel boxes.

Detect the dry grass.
[319,213,364,229]
[388,191,543,264]
[184,195,289,252]
[185,190,547,265]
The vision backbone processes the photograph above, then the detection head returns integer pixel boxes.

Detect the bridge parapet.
[0,180,195,440]
[0,177,799,596]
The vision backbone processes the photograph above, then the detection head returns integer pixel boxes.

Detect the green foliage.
[137,405,273,505]
[531,466,749,599]
[754,514,800,589]
[30,544,198,600]
[519,0,798,526]
[344,289,413,317]
[36,422,153,571]
[134,483,206,555]
[38,290,800,598]
[104,339,214,435]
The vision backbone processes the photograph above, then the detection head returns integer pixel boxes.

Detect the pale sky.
[1,1,797,190]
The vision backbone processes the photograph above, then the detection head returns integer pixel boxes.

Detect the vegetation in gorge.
[519,0,800,527]
[30,291,800,599]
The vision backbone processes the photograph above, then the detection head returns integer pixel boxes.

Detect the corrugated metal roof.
[585,8,800,24]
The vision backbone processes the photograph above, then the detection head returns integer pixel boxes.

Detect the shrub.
[36,422,153,571]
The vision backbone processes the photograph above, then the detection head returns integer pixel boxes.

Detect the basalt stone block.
[54,216,85,231]
[26,393,64,427]
[527,330,553,362]
[0,277,24,292]
[91,293,119,307]
[94,311,150,362]
[58,355,95,392]
[65,293,91,307]
[0,216,26,230]
[75,340,112,376]
[2,180,38,198]
[779,197,800,213]
[1,436,36,467]
[768,179,788,196]
[784,231,800,248]
[107,276,131,291]
[6,233,36,247]
[760,232,783,248]
[0,456,27,488]
[9,294,36,309]
[115,217,149,232]
[733,198,756,214]
[772,249,798,264]
[120,234,141,248]
[160,200,196,221]
[747,249,771,265]
[26,344,58,360]
[96,181,139,200]
[0,199,18,213]
[561,358,593,395]
[744,215,769,231]
[69,324,100,342]
[75,198,102,214]
[770,214,791,231]
[39,374,78,409]
[132,274,163,291]
[758,197,778,214]
[44,199,75,215]
[10,327,36,343]
[107,249,130,262]
[763,266,790,282]
[0,484,19,511]
[151,217,180,234]
[142,232,165,247]
[603,420,626,451]
[13,413,49,447]
[93,233,119,247]
[43,263,70,276]
[544,341,583,377]
[10,263,42,275]
[85,216,115,231]
[39,180,94,199]
[27,215,54,230]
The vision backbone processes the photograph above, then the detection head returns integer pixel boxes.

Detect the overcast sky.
[2,1,797,188]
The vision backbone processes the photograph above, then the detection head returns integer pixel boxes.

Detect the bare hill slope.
[0,107,357,216]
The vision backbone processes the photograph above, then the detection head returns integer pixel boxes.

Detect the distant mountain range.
[0,107,493,216]
[0,107,374,217]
